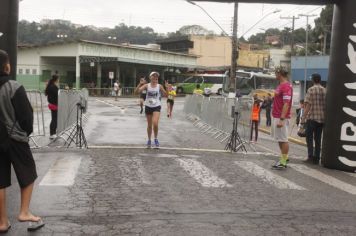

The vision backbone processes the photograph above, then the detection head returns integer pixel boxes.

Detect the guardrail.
[26,90,46,148]
[86,87,136,97]
[184,94,254,146]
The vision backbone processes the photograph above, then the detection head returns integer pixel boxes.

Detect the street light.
[186,0,229,36]
[240,9,281,38]
[299,13,317,98]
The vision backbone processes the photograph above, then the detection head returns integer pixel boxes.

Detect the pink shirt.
[272,81,293,118]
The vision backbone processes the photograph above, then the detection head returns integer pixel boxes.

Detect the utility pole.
[299,14,317,98]
[280,16,299,56]
[229,2,238,93]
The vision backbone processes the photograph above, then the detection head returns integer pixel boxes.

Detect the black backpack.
[0,81,15,152]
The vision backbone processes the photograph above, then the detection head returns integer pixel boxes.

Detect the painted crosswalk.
[40,156,82,186]
[290,164,356,195]
[177,158,232,188]
[39,153,356,196]
[235,161,306,190]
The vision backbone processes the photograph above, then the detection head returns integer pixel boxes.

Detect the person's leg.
[49,110,56,136]
[314,122,323,163]
[152,112,161,139]
[166,102,171,117]
[305,120,314,160]
[255,121,258,141]
[146,114,153,141]
[0,188,9,231]
[17,182,40,222]
[53,110,57,135]
[169,101,174,117]
[250,120,254,141]
[140,98,144,114]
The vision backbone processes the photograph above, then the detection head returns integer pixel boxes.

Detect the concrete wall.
[188,35,231,68]
[237,50,270,68]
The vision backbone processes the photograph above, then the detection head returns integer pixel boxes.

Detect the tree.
[177,25,214,35]
[312,5,333,55]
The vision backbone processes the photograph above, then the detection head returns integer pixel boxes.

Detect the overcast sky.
[19,0,325,39]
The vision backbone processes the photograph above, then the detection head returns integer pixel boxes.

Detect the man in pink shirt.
[271,67,293,169]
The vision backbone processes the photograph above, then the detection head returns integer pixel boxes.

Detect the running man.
[166,82,176,118]
[271,67,293,169]
[138,77,147,114]
[135,71,167,148]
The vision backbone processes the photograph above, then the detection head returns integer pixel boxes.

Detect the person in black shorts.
[0,50,44,233]
[139,77,147,114]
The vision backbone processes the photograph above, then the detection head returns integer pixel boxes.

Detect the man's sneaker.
[146,140,151,148]
[49,134,57,140]
[154,139,160,148]
[272,161,287,170]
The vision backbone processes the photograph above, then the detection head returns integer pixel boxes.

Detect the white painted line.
[345,172,356,177]
[290,164,356,195]
[177,159,232,188]
[89,145,230,153]
[235,161,306,190]
[181,155,201,158]
[40,156,82,186]
[139,153,179,158]
[119,157,151,186]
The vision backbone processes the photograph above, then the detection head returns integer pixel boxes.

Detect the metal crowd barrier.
[26,90,46,148]
[86,87,135,97]
[56,89,89,147]
[184,94,254,145]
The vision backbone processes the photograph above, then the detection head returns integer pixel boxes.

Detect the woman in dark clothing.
[45,75,59,139]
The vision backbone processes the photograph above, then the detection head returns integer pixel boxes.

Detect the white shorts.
[271,117,289,142]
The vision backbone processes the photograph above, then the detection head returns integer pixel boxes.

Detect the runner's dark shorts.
[140,94,146,101]
[0,139,38,189]
[145,106,161,115]
[167,99,174,106]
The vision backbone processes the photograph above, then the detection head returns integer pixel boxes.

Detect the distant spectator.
[263,93,273,127]
[45,74,59,140]
[250,95,263,142]
[296,99,304,126]
[193,84,203,95]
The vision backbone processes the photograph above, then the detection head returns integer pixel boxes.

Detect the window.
[32,69,37,75]
[25,69,30,75]
[18,69,23,75]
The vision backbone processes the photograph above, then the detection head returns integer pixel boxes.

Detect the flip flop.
[0,222,11,234]
[27,219,45,232]
[19,219,45,232]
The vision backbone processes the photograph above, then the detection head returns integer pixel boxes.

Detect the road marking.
[139,153,179,158]
[290,164,356,195]
[120,157,151,186]
[235,161,306,190]
[89,145,230,153]
[40,156,82,186]
[177,159,232,188]
[345,172,356,177]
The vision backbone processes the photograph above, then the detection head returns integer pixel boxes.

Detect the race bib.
[148,98,157,105]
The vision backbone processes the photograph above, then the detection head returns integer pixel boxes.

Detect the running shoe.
[146,140,151,148]
[271,160,287,170]
[154,139,160,148]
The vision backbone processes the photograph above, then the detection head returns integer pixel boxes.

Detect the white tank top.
[145,83,161,107]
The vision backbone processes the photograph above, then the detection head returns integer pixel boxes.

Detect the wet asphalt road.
[4,97,356,236]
